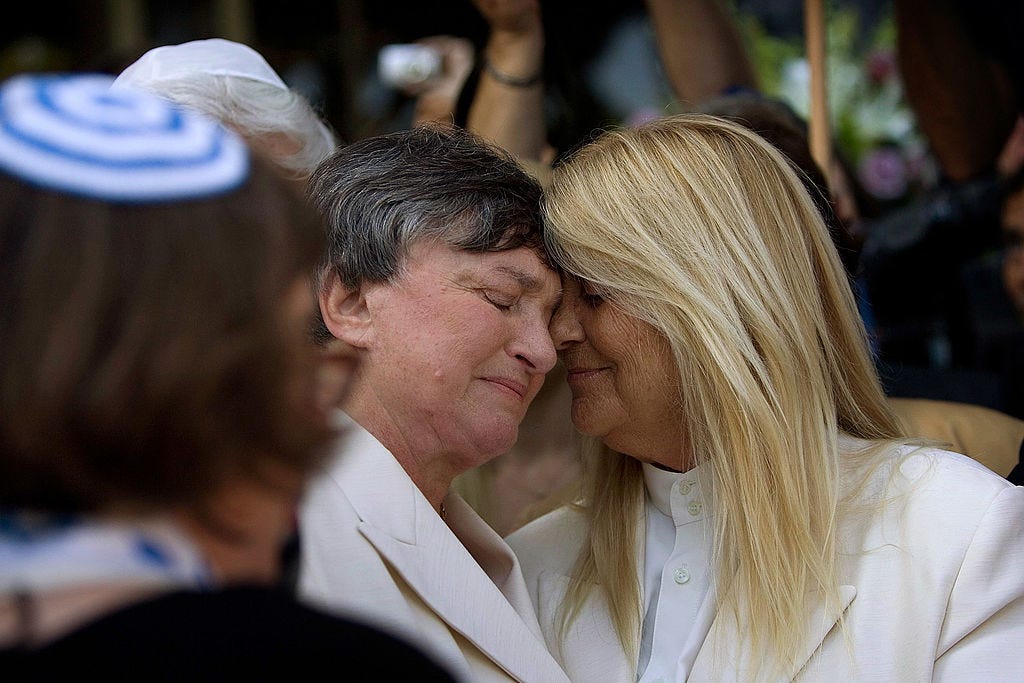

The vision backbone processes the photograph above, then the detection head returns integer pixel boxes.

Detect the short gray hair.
[308,125,546,343]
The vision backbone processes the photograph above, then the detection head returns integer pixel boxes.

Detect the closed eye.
[579,283,605,308]
[483,291,517,311]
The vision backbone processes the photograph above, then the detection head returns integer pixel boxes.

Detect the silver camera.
[378,44,442,88]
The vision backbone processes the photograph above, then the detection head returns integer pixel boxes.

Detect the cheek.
[569,391,622,436]
[608,364,670,432]
[615,334,678,415]
[381,305,504,386]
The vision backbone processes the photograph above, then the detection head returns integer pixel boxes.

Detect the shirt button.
[673,566,691,584]
[677,480,693,496]
[687,500,702,516]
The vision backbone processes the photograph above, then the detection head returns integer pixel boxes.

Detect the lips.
[482,376,527,399]
[565,366,609,384]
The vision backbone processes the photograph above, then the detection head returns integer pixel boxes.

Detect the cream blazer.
[506,444,1024,682]
[297,417,570,683]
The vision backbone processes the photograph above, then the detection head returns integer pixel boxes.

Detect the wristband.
[482,56,542,88]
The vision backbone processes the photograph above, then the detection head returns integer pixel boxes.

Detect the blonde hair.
[543,114,902,675]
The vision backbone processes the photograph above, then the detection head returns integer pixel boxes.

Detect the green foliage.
[736,3,933,202]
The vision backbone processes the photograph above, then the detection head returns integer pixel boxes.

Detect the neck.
[344,392,477,514]
[172,465,303,586]
[621,446,693,473]
[613,428,693,473]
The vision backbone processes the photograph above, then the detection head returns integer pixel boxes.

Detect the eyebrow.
[494,265,544,290]
[493,265,563,309]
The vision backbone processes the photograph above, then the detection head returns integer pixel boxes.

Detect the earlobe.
[316,338,360,412]
[319,271,373,349]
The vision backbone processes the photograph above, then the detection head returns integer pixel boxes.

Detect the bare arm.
[465,0,548,162]
[409,36,476,127]
[644,0,758,107]
[894,0,1017,181]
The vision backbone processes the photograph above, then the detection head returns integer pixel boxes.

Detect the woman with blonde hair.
[506,114,1024,681]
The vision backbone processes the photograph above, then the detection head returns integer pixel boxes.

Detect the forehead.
[404,240,558,289]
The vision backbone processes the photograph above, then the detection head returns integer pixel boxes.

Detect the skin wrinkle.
[552,277,686,471]
[536,115,906,673]
[310,125,552,525]
[337,240,560,510]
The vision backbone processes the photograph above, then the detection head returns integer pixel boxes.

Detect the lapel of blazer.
[336,424,568,683]
[534,506,647,683]
[536,571,635,683]
[688,583,856,681]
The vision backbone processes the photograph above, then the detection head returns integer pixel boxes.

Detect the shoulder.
[298,430,405,532]
[843,442,1024,551]
[885,443,1018,501]
[11,587,456,680]
[299,419,415,522]
[888,397,1024,476]
[839,444,1024,668]
[506,504,588,580]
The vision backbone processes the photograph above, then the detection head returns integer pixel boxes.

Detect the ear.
[319,270,373,349]
[316,337,360,413]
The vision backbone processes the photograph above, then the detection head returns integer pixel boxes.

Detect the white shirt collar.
[642,462,705,523]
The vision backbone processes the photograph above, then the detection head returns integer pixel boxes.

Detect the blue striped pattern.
[0,73,249,202]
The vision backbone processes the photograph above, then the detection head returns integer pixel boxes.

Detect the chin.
[569,408,605,438]
[465,421,519,463]
[486,432,519,460]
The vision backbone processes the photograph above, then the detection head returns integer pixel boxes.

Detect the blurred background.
[5,0,1024,420]
[1,1,923,206]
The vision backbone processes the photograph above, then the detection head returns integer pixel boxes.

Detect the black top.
[1008,437,1024,486]
[2,586,456,681]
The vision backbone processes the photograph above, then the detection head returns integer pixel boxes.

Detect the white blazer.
[297,416,570,683]
[507,444,1024,682]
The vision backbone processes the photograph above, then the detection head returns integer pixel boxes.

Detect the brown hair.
[0,155,331,513]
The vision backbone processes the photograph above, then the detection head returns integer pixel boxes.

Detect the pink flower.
[858,146,908,200]
[866,50,896,85]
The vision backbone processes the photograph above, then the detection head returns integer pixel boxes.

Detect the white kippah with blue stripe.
[0,72,249,202]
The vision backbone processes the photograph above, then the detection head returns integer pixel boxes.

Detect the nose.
[549,299,584,351]
[511,312,558,374]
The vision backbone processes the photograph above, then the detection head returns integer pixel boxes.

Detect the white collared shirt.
[637,463,714,683]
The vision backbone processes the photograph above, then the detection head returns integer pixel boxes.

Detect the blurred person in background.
[398,35,477,129]
[856,0,1024,416]
[0,73,452,680]
[112,37,339,184]
[112,36,349,586]
[1002,169,1024,321]
[457,0,756,166]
